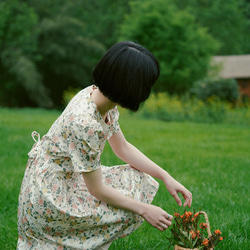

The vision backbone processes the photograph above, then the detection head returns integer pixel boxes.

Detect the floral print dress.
[17,85,159,249]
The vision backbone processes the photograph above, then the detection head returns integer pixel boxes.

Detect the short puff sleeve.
[68,118,102,173]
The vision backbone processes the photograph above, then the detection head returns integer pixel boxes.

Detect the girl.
[17,41,192,249]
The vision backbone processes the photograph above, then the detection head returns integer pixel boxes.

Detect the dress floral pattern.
[17,85,159,249]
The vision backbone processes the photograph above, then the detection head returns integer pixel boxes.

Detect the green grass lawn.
[0,108,249,249]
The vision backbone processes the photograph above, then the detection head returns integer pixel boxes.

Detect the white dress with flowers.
[17,85,159,249]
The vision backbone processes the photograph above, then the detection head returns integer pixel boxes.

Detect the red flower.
[219,237,223,241]
[174,213,180,217]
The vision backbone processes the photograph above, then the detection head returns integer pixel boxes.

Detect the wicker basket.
[174,211,213,250]
[174,246,199,250]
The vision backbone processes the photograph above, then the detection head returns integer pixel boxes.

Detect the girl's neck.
[91,88,116,118]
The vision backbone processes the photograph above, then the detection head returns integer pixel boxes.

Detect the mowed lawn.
[0,108,249,249]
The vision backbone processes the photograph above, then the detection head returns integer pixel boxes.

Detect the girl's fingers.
[172,192,182,206]
[183,191,192,207]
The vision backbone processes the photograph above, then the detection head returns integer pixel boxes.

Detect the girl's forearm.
[115,141,171,182]
[91,182,147,215]
[82,169,147,216]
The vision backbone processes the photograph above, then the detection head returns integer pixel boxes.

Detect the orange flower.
[181,214,184,218]
[199,223,208,229]
[215,229,222,235]
[202,239,209,246]
[189,230,196,239]
[174,213,180,217]
[194,212,199,218]
[219,237,223,241]
[184,211,193,217]
[196,230,200,237]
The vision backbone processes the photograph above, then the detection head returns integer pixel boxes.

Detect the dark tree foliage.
[119,0,219,94]
[0,0,249,107]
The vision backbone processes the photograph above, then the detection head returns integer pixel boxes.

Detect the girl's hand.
[140,204,173,231]
[164,176,192,207]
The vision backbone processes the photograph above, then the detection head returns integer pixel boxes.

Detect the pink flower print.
[42,168,48,174]
[70,115,75,122]
[87,196,93,202]
[44,154,50,161]
[53,135,59,143]
[105,177,111,184]
[52,146,59,153]
[81,148,87,155]
[87,128,95,135]
[59,209,66,215]
[52,184,58,192]
[141,193,144,200]
[77,197,83,204]
[102,225,108,230]
[55,232,61,236]
[46,208,52,215]
[57,245,63,250]
[38,198,44,205]
[116,218,122,224]
[37,209,44,216]
[69,142,76,150]
[45,227,52,232]
[57,195,63,204]
[147,193,153,199]
[111,168,116,174]
[72,203,78,210]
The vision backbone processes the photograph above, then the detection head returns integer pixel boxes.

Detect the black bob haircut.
[92,41,160,111]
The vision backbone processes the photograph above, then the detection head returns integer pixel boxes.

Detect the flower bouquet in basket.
[166,210,224,250]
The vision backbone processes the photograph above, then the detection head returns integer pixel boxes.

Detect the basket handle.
[199,211,212,237]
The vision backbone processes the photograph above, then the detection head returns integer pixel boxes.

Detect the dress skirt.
[17,151,159,249]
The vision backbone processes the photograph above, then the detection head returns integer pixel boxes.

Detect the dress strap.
[31,131,41,143]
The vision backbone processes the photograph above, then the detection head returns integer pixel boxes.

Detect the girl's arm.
[108,130,192,208]
[82,168,172,231]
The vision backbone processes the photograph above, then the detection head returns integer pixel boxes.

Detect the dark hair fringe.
[93,41,159,111]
